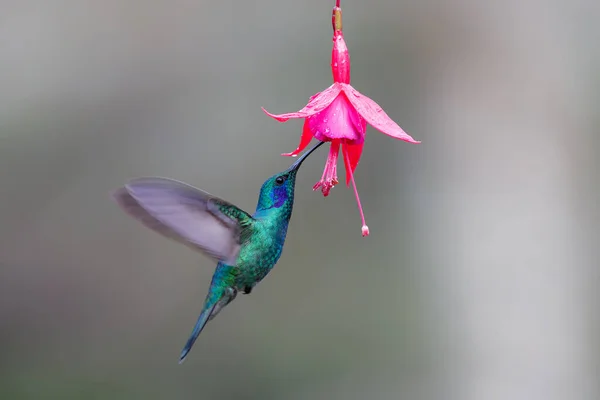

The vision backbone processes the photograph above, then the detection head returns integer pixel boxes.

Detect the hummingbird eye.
[275,176,286,185]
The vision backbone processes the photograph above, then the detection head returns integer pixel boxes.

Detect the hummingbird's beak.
[286,141,325,173]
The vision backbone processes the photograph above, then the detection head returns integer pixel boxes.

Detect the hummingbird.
[113,140,324,363]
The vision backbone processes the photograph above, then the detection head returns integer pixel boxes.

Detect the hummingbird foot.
[243,286,253,295]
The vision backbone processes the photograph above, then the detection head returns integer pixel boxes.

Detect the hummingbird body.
[113,141,323,363]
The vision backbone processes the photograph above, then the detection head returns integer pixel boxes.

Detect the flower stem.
[332,0,342,33]
[343,144,369,237]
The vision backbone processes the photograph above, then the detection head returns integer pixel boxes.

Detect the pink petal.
[261,84,342,122]
[281,120,314,157]
[343,84,420,144]
[342,141,364,186]
[309,92,366,144]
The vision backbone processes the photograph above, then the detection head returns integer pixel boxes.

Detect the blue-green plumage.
[113,141,324,363]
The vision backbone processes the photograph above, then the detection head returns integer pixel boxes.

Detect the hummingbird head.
[255,141,324,214]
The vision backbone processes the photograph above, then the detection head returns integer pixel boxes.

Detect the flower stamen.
[313,140,340,196]
[343,143,369,236]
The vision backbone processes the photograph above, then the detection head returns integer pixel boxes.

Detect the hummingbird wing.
[113,177,254,265]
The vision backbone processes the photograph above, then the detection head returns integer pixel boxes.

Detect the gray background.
[1,0,598,399]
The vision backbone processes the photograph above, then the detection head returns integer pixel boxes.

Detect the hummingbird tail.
[179,264,238,364]
[178,301,218,364]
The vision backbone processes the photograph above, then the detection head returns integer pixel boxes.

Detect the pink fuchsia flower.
[262,0,419,237]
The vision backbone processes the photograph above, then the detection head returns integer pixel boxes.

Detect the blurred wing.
[113,177,254,265]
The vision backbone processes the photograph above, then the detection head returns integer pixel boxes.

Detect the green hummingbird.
[113,141,324,363]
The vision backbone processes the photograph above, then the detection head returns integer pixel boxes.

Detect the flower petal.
[344,84,420,143]
[281,119,314,157]
[309,92,366,144]
[342,141,364,186]
[262,84,342,122]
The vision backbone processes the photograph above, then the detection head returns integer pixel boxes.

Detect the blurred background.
[0,0,598,399]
